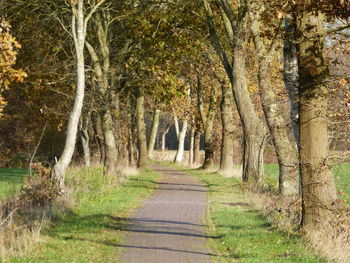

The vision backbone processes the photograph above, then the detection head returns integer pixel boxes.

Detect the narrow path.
[118,165,214,263]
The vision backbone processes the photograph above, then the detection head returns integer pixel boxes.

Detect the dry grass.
[218,166,242,178]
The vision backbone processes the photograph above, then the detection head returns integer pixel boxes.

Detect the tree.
[52,0,105,189]
[203,0,267,184]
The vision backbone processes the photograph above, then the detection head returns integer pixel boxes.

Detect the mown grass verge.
[166,163,324,263]
[10,167,160,263]
[0,168,28,200]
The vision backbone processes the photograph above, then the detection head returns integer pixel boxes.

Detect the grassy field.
[0,168,28,200]
[167,164,324,263]
[10,167,161,263]
[265,163,350,200]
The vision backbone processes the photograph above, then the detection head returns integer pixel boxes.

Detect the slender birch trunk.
[193,129,201,165]
[174,120,188,163]
[80,112,91,167]
[161,127,170,151]
[148,109,161,158]
[188,127,195,166]
[52,0,86,188]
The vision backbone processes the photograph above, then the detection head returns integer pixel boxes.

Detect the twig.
[29,122,48,177]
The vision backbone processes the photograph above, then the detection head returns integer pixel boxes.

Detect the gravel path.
[118,165,214,263]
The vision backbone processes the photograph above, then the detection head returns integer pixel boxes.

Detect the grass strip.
[170,164,324,263]
[11,167,160,263]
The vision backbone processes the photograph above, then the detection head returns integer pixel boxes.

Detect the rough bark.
[85,12,118,176]
[297,12,337,233]
[52,0,86,188]
[219,83,235,172]
[193,129,201,165]
[203,0,267,184]
[248,3,298,196]
[148,109,161,158]
[197,77,217,169]
[174,120,188,163]
[136,86,148,168]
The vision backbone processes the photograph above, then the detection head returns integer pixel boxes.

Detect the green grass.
[11,167,161,263]
[0,168,28,200]
[264,163,350,201]
[170,164,324,263]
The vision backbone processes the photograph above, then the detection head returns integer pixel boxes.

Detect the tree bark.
[92,112,105,165]
[219,83,235,172]
[148,109,160,158]
[80,112,91,167]
[297,12,337,233]
[161,127,170,151]
[197,77,217,169]
[248,4,298,196]
[52,0,86,189]
[174,120,188,163]
[136,86,148,168]
[188,127,195,166]
[203,0,267,184]
[193,129,201,165]
[85,12,118,176]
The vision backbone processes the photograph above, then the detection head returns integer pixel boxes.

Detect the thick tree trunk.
[219,84,235,172]
[193,129,201,165]
[248,6,298,196]
[148,109,160,158]
[174,120,188,163]
[52,0,86,189]
[102,109,118,176]
[197,78,217,169]
[136,86,148,168]
[232,48,266,184]
[297,12,337,233]
[203,1,266,184]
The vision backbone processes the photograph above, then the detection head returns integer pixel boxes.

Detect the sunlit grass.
[11,167,161,263]
[169,164,324,263]
[0,168,28,200]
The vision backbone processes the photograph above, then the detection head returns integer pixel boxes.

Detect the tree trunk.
[80,112,91,167]
[233,48,266,184]
[136,86,148,168]
[193,129,201,165]
[284,15,300,145]
[161,127,170,151]
[203,1,267,184]
[188,127,195,166]
[297,12,337,233]
[197,77,217,169]
[102,109,118,176]
[92,112,105,165]
[174,120,188,163]
[52,0,86,189]
[248,5,298,196]
[219,83,235,172]
[148,109,160,158]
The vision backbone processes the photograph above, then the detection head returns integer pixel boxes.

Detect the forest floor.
[0,168,27,200]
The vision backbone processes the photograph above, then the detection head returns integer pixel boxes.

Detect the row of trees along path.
[1,0,350,258]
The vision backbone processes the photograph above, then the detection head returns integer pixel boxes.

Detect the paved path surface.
[118,165,214,263]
